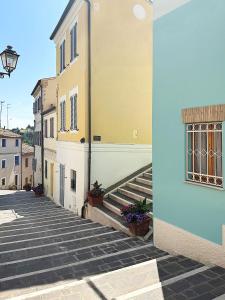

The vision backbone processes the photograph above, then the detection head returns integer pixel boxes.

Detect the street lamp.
[0,46,19,79]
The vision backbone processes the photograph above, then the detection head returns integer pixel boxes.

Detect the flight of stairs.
[87,166,153,238]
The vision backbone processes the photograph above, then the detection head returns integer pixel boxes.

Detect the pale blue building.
[153,0,225,267]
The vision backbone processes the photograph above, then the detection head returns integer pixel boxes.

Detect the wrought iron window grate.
[186,122,223,188]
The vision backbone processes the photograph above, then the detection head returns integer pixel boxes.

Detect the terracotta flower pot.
[88,194,103,207]
[128,217,151,236]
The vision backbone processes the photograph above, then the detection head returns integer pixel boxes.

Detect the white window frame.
[186,122,223,188]
[1,159,6,169]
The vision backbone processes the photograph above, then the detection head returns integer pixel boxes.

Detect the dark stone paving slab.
[1,191,225,300]
[162,266,225,300]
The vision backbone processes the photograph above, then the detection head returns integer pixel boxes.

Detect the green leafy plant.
[89,181,105,197]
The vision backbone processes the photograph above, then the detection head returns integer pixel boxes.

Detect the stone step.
[103,197,123,216]
[0,211,75,230]
[107,193,153,214]
[0,199,52,207]
[127,182,152,195]
[136,176,152,186]
[0,225,112,253]
[0,231,128,264]
[0,201,56,210]
[9,205,66,216]
[0,238,152,279]
[143,172,152,180]
[109,191,138,207]
[118,186,152,202]
[0,219,92,239]
[0,244,166,292]
[0,221,103,244]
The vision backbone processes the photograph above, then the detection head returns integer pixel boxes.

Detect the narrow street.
[0,191,225,300]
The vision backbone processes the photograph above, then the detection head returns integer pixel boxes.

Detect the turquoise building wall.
[153,0,225,245]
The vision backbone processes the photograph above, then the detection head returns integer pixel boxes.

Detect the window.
[60,40,66,73]
[60,100,66,131]
[1,160,6,169]
[15,139,19,147]
[15,175,18,186]
[70,23,78,62]
[70,94,77,130]
[15,155,20,166]
[186,122,223,188]
[50,117,54,138]
[71,170,76,192]
[25,158,29,168]
[44,119,48,138]
[2,139,6,147]
[45,160,48,179]
[1,178,6,186]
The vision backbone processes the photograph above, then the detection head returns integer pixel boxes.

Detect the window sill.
[70,54,79,66]
[70,129,79,134]
[184,180,224,191]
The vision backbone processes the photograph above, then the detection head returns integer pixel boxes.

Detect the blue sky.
[0,0,68,129]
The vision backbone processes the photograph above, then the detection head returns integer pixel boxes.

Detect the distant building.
[31,77,56,187]
[0,129,22,190]
[22,143,34,187]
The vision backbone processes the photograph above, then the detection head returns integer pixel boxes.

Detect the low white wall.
[154,218,225,268]
[91,144,152,189]
[55,141,88,215]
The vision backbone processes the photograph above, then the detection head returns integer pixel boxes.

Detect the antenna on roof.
[0,100,5,128]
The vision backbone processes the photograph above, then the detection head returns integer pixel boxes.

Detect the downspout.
[82,0,91,218]
[41,85,44,188]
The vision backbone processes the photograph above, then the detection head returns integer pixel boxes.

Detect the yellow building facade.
[51,0,152,214]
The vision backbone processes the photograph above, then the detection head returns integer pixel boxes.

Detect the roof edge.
[50,0,76,40]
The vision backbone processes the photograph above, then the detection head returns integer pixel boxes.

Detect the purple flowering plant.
[121,198,151,225]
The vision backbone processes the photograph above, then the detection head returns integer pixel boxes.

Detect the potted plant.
[23,183,31,192]
[88,181,105,207]
[121,199,152,236]
[32,184,44,197]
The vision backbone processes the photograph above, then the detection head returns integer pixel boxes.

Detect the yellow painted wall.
[56,4,89,143]
[42,78,57,111]
[91,0,152,144]
[55,0,152,145]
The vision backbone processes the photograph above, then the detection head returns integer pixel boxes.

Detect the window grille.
[186,122,223,188]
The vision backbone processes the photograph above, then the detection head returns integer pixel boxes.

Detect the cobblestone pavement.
[0,191,224,299]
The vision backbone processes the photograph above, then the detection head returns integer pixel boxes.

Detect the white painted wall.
[153,0,191,20]
[56,141,88,215]
[91,144,152,189]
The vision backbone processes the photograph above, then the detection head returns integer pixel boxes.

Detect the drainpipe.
[82,0,91,218]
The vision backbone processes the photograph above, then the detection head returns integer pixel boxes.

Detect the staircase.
[87,166,153,238]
